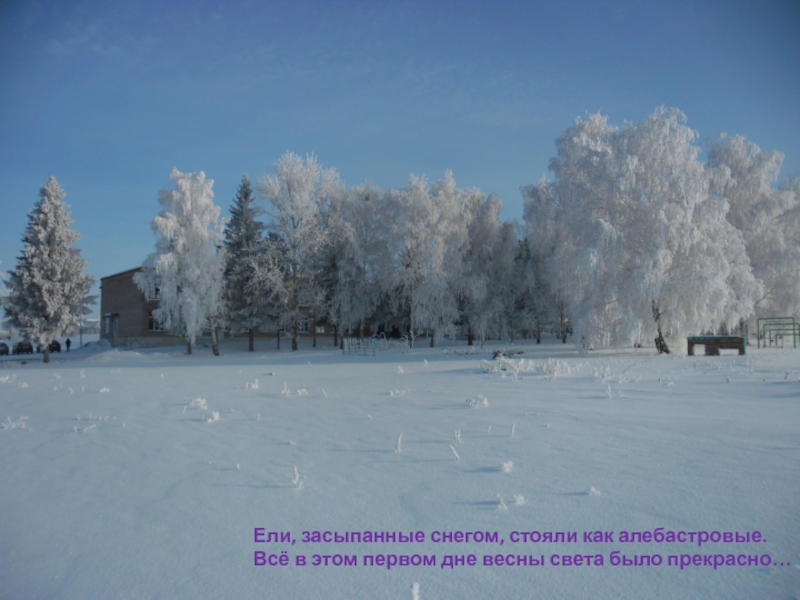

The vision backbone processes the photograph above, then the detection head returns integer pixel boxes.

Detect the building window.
[148,311,164,331]
[145,287,161,302]
[299,319,310,333]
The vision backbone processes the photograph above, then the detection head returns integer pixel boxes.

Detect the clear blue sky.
[2,0,799,315]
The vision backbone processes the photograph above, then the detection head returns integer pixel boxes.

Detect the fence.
[342,337,376,356]
[757,317,799,349]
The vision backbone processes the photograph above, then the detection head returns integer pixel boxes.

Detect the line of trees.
[7,106,793,360]
[135,109,799,354]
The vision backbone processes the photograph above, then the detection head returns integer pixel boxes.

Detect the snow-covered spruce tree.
[543,108,761,352]
[222,175,269,351]
[3,177,94,363]
[512,236,555,344]
[134,169,226,355]
[708,134,800,319]
[257,153,343,351]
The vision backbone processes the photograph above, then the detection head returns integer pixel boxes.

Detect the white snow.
[0,338,798,598]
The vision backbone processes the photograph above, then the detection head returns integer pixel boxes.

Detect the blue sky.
[1,0,799,315]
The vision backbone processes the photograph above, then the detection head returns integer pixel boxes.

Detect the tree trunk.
[652,301,670,354]
[467,329,474,346]
[430,331,435,348]
[187,339,193,355]
[333,325,338,348]
[276,329,281,350]
[211,325,220,356]
[292,322,298,351]
[248,328,254,352]
[312,313,317,348]
[43,346,50,364]
[536,329,541,344]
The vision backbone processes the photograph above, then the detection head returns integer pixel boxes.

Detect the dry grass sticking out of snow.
[2,416,28,430]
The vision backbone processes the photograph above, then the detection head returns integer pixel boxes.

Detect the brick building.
[100,267,331,348]
[99,268,184,348]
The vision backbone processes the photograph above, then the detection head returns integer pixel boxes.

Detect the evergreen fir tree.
[3,177,95,363]
[222,175,268,351]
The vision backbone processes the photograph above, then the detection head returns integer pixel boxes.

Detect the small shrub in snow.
[496,495,508,510]
[73,424,96,434]
[411,582,420,600]
[99,387,110,393]
[500,461,513,473]
[454,430,461,443]
[587,486,601,496]
[245,379,259,390]
[297,388,308,395]
[395,433,403,454]
[291,466,303,489]
[466,394,488,408]
[187,398,208,411]
[2,416,28,430]
[510,423,516,438]
[281,383,291,396]
[205,411,220,423]
[513,494,526,506]
[397,366,405,374]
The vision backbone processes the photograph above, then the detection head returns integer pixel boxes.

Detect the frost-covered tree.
[384,171,470,347]
[522,176,569,342]
[325,182,391,343]
[222,175,270,351]
[257,153,343,351]
[708,134,800,318]
[459,191,503,346]
[134,169,226,355]
[3,177,95,363]
[541,108,761,351]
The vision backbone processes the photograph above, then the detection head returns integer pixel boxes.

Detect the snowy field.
[1,338,798,599]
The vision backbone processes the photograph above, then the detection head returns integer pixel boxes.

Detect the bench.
[687,336,745,356]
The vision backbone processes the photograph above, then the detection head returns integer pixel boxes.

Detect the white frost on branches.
[532,108,762,350]
[134,169,226,354]
[3,177,94,362]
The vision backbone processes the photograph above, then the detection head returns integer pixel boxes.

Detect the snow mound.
[481,357,572,377]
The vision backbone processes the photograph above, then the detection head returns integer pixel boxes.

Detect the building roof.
[100,267,142,281]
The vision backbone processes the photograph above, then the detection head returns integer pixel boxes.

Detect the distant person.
[65,338,71,352]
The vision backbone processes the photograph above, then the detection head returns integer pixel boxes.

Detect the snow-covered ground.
[1,338,798,599]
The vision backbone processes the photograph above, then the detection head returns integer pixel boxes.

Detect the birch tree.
[134,169,226,355]
[257,153,343,351]
[544,108,761,351]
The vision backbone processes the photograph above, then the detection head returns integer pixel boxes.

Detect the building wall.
[100,268,171,347]
[99,267,337,349]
